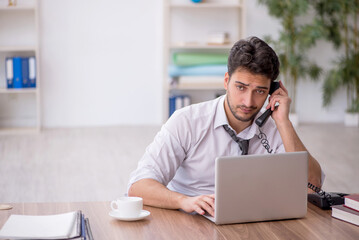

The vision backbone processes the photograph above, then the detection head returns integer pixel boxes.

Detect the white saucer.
[109,210,150,221]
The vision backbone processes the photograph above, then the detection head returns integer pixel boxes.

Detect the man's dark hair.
[227,36,280,81]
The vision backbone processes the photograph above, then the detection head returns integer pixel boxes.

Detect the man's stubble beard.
[226,92,262,123]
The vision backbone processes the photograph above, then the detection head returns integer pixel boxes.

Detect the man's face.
[224,69,271,122]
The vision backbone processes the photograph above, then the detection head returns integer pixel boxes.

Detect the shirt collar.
[214,95,229,129]
[214,95,262,139]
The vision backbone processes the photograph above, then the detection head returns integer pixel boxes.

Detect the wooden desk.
[0,202,358,239]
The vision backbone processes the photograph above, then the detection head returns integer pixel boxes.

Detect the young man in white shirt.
[128,37,322,217]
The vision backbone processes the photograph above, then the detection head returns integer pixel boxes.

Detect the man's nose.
[243,91,254,107]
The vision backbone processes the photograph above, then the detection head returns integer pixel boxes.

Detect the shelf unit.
[170,2,242,8]
[0,0,40,134]
[162,0,246,121]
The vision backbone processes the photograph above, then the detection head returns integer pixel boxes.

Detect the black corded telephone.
[255,81,348,209]
[307,185,348,209]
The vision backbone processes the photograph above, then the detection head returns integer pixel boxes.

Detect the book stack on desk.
[0,210,94,239]
[332,194,359,226]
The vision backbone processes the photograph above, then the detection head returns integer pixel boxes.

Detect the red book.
[332,205,359,226]
[344,194,359,212]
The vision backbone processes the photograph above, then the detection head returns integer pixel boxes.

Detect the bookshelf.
[162,0,246,121]
[0,0,40,134]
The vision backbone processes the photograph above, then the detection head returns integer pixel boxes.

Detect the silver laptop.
[204,152,308,225]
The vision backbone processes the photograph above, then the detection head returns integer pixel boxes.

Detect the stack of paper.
[0,211,93,240]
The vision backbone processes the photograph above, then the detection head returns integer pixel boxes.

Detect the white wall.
[40,0,163,127]
[40,0,346,128]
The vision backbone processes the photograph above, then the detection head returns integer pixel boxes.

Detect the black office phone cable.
[307,182,334,206]
[258,127,273,154]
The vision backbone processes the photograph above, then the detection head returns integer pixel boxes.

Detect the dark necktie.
[223,124,249,155]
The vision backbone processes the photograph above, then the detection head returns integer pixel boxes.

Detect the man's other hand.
[267,80,291,124]
[179,194,215,216]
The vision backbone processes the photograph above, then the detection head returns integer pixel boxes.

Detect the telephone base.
[308,192,348,210]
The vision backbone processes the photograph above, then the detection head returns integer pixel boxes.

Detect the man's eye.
[256,89,265,94]
[237,86,244,91]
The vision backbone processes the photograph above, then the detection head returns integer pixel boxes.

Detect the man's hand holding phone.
[266,80,292,125]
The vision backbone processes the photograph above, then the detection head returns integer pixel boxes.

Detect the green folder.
[173,53,228,66]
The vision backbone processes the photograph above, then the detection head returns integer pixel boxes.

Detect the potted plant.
[311,0,359,127]
[258,0,322,126]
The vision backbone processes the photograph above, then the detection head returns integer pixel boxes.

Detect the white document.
[29,57,36,79]
[0,211,79,239]
[6,58,13,79]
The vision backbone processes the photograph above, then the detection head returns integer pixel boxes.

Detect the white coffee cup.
[111,197,143,218]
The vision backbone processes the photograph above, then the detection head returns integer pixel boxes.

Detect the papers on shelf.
[169,64,227,77]
[172,52,228,66]
[170,76,224,89]
[207,32,230,45]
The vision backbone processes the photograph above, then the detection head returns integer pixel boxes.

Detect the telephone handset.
[254,81,348,209]
[255,81,280,127]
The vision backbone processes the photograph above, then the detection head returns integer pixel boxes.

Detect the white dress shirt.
[127,95,286,196]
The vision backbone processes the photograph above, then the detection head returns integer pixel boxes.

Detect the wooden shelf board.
[170,3,242,9]
[0,46,37,52]
[171,83,224,90]
[0,127,40,135]
[0,88,37,94]
[0,6,35,11]
[170,44,233,50]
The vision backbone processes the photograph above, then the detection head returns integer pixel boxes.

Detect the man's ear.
[224,72,229,90]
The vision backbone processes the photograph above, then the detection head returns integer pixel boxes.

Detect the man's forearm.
[276,120,322,187]
[128,178,216,216]
[128,178,186,209]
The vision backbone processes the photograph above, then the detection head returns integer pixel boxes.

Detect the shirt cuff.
[321,169,326,186]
